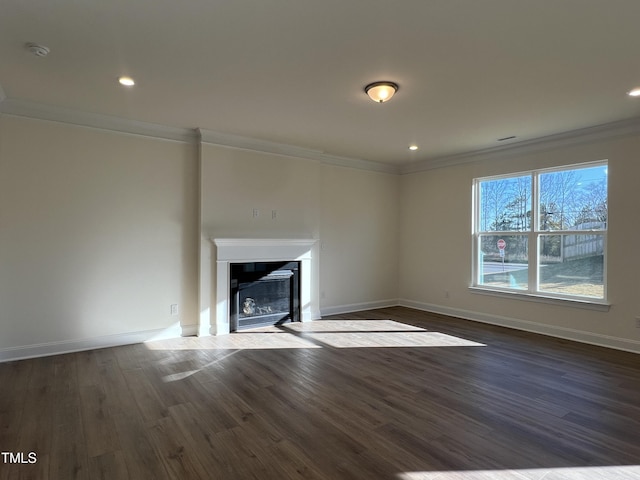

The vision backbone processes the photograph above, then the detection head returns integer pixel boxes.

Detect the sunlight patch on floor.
[145,320,484,350]
[303,331,485,348]
[284,320,485,348]
[398,465,640,480]
[285,319,426,332]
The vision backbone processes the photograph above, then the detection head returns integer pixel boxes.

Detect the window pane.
[478,175,531,232]
[539,165,608,231]
[478,234,528,290]
[539,234,604,298]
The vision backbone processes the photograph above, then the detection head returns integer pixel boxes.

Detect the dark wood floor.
[1,307,640,480]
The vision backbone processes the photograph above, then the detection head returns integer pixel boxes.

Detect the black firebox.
[230,261,300,331]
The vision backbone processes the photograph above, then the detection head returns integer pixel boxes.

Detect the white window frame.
[471,160,608,306]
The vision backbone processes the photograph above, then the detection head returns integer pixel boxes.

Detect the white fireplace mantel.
[204,238,319,336]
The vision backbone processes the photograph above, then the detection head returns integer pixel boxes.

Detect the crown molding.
[400,116,640,174]
[3,96,638,176]
[0,97,398,173]
[0,98,198,143]
[198,128,400,174]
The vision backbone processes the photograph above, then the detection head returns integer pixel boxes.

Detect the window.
[473,161,607,302]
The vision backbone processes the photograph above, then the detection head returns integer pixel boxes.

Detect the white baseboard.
[320,299,399,317]
[302,307,323,322]
[0,324,195,363]
[399,298,640,355]
[180,324,199,337]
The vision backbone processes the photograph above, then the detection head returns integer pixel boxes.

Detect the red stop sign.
[497,239,506,250]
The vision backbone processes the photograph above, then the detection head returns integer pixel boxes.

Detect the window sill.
[468,286,610,312]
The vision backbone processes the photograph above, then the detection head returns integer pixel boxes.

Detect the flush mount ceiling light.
[408,145,419,151]
[365,81,398,103]
[628,87,640,97]
[118,76,135,87]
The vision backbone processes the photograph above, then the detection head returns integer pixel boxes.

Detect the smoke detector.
[26,43,50,57]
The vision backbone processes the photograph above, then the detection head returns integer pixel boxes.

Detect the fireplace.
[204,238,319,336]
[230,261,300,331]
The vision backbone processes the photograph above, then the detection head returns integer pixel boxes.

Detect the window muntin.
[474,162,607,302]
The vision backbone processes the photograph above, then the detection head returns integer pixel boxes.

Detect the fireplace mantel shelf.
[212,238,317,263]
[213,238,317,248]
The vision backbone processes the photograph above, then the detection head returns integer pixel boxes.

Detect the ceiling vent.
[26,43,50,57]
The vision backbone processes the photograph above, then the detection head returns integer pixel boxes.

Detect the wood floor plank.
[75,350,102,388]
[92,352,139,416]
[87,451,129,480]
[120,367,169,423]
[165,402,242,474]
[48,355,89,479]
[15,384,53,458]
[110,412,170,479]
[146,414,210,480]
[78,384,120,458]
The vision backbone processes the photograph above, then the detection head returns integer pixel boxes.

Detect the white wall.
[319,164,400,312]
[0,116,199,358]
[199,143,400,331]
[399,133,640,353]
[200,143,321,239]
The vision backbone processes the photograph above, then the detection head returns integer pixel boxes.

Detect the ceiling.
[2,0,640,169]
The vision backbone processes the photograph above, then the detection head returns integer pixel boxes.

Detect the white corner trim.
[0,324,193,363]
[0,98,198,143]
[401,116,640,174]
[198,128,399,174]
[320,299,399,317]
[398,298,640,354]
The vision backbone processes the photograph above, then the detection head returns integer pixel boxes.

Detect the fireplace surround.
[205,238,318,335]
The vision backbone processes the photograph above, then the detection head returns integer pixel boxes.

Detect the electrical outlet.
[170,304,179,316]
[252,208,260,218]
[272,210,277,219]
[635,317,640,328]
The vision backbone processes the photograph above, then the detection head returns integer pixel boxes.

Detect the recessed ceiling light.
[118,76,135,87]
[408,145,419,151]
[627,87,640,97]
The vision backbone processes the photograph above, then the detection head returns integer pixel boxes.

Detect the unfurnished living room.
[1,1,640,479]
